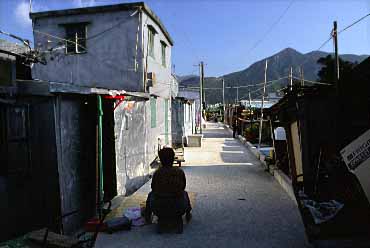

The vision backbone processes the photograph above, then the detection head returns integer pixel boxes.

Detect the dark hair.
[158,147,175,167]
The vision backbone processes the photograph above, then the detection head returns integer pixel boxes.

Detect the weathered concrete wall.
[114,96,171,196]
[32,9,144,91]
[114,100,147,196]
[30,4,176,208]
[32,8,175,95]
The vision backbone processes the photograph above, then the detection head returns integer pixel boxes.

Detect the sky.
[0,0,369,76]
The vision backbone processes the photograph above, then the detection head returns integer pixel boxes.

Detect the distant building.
[178,87,201,134]
[0,39,31,84]
[239,92,281,109]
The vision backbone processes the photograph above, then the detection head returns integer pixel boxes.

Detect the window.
[161,41,167,67]
[188,104,191,122]
[150,97,157,128]
[148,26,156,58]
[64,23,87,54]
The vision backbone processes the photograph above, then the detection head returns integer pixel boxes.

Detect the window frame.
[61,22,89,55]
[148,25,157,59]
[150,97,157,128]
[160,41,167,67]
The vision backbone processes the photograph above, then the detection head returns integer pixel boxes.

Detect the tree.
[317,55,357,84]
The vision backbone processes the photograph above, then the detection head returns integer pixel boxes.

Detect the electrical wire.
[297,33,333,69]
[245,0,295,56]
[0,30,31,50]
[237,76,289,101]
[87,8,140,41]
[338,12,370,34]
[297,12,370,70]
[292,76,333,85]
[33,29,87,51]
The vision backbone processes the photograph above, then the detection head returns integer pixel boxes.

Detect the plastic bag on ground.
[124,206,145,226]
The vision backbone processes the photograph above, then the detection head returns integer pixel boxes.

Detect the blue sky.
[0,0,369,76]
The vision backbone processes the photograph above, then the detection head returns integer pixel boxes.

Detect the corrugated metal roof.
[0,39,28,55]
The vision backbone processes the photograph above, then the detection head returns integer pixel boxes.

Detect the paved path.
[95,122,308,247]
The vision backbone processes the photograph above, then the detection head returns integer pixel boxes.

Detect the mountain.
[179,48,368,104]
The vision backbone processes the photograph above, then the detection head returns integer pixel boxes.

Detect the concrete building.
[29,2,177,197]
[171,97,196,146]
[0,2,183,241]
[178,87,201,135]
[30,2,174,96]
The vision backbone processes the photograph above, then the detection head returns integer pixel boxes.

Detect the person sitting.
[144,147,192,233]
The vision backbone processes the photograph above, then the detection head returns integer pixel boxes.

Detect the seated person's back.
[151,165,186,196]
[145,147,192,222]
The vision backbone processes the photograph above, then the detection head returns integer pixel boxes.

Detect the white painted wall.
[141,11,173,99]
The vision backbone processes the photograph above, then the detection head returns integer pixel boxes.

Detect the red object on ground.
[84,218,107,232]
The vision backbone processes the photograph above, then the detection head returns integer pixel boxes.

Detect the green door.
[165,99,169,144]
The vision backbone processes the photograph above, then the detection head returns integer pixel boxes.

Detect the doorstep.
[106,179,152,221]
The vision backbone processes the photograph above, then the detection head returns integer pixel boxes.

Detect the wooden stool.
[157,216,183,234]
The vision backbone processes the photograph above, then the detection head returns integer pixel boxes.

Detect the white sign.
[340,129,370,202]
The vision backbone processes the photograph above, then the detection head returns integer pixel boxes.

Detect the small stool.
[157,216,183,234]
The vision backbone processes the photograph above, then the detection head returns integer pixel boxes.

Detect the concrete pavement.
[95,122,309,248]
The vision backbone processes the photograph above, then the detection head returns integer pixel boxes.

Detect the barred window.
[64,23,87,54]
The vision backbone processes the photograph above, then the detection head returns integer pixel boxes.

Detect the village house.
[30,2,177,196]
[0,2,184,241]
[0,37,131,241]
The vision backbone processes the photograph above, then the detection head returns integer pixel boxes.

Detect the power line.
[246,0,295,56]
[225,82,266,89]
[87,8,140,40]
[238,76,288,101]
[298,33,333,69]
[292,76,333,86]
[180,86,223,90]
[33,29,87,51]
[338,12,370,34]
[297,12,370,70]
[0,30,31,49]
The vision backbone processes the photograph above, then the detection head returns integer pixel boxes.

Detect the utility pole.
[222,78,225,113]
[199,61,204,134]
[204,89,206,106]
[236,87,239,104]
[258,60,268,150]
[300,66,304,86]
[333,21,340,91]
[289,66,293,91]
[333,21,341,151]
[248,89,252,129]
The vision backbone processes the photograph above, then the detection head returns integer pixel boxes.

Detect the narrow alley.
[95,122,308,247]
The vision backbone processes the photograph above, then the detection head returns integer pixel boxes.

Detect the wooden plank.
[27,228,79,248]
